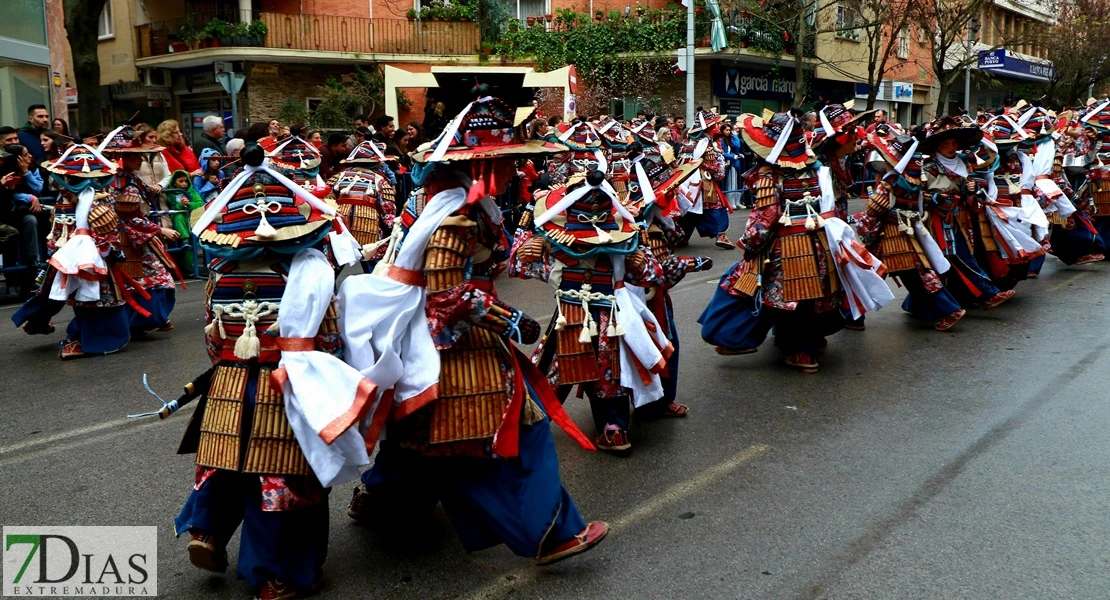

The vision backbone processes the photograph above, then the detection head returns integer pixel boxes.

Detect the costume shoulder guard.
[88,203,119,235]
[866,180,894,218]
[424,221,473,293]
[751,167,779,209]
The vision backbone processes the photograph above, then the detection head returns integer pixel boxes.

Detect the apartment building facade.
[0,0,68,129]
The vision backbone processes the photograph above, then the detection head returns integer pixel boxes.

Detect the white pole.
[686,0,695,124]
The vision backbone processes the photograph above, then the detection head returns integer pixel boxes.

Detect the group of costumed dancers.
[12,79,1110,598]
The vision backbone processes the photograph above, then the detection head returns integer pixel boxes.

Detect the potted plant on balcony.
[527,15,536,26]
[248,19,267,46]
[175,22,199,51]
[545,13,553,22]
[406,8,418,20]
[594,9,604,21]
[230,21,250,46]
[202,18,231,47]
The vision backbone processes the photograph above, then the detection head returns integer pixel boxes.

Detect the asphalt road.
[2,209,1109,599]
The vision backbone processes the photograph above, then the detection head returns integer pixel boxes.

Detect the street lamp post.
[964,12,981,112]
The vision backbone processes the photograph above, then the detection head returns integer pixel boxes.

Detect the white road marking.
[461,443,773,600]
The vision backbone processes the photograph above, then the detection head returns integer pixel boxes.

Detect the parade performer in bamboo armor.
[857,125,967,331]
[328,140,399,272]
[341,87,608,564]
[699,110,892,373]
[919,115,1016,310]
[133,141,371,600]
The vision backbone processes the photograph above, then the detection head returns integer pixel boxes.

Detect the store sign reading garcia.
[713,65,796,100]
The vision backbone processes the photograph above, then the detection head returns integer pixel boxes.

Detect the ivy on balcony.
[492,9,694,75]
[491,7,796,75]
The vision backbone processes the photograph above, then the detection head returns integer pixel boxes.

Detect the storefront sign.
[977,49,1054,83]
[713,64,797,100]
[251,63,279,77]
[855,80,915,103]
[65,87,77,105]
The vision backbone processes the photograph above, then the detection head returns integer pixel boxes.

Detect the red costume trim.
[391,383,439,420]
[386,265,425,286]
[513,346,595,451]
[318,378,377,445]
[275,336,316,351]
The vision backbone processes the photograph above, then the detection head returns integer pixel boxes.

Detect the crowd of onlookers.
[0,103,421,300]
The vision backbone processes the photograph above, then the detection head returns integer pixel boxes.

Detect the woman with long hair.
[403,121,426,152]
[52,118,69,137]
[155,120,201,176]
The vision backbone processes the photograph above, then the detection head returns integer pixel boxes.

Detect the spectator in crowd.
[52,118,70,137]
[191,115,226,157]
[423,102,447,140]
[672,116,687,145]
[319,132,349,180]
[354,114,369,130]
[546,115,563,136]
[0,127,19,146]
[193,148,223,202]
[268,119,281,137]
[372,115,405,163]
[353,126,371,145]
[306,129,323,148]
[156,119,202,176]
[224,138,245,178]
[245,122,271,143]
[38,131,65,163]
[1,144,48,296]
[403,121,426,153]
[225,138,245,158]
[803,111,817,131]
[866,110,887,133]
[134,124,169,194]
[19,104,50,162]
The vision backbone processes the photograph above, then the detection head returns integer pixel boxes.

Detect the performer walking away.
[10,144,140,359]
[149,142,370,600]
[328,140,399,272]
[626,142,710,418]
[1077,98,1110,246]
[676,110,733,249]
[808,102,874,331]
[544,119,603,185]
[510,153,672,453]
[99,127,186,334]
[857,125,966,331]
[700,110,892,373]
[341,88,608,564]
[919,116,1015,310]
[1011,105,1105,271]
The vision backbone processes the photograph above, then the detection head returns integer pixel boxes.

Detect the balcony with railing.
[134,11,482,60]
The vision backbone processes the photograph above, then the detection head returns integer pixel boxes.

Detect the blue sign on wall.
[977,49,1054,83]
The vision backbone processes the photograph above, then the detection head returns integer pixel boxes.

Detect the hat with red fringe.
[687,109,725,138]
[532,169,639,248]
[190,144,337,254]
[919,115,984,155]
[44,144,119,179]
[341,140,400,165]
[866,125,923,185]
[629,119,657,144]
[267,136,322,172]
[739,109,815,169]
[412,86,569,162]
[810,101,874,154]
